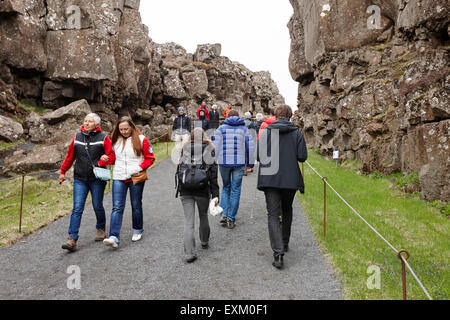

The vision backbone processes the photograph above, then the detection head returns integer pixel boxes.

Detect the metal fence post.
[398,249,410,300]
[322,176,327,238]
[19,174,25,233]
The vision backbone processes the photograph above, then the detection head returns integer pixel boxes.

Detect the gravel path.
[0,158,342,300]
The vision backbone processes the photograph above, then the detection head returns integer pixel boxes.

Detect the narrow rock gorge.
[288,0,449,201]
[0,0,284,176]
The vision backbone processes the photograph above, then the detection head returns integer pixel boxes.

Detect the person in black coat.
[209,104,220,130]
[177,128,219,263]
[194,109,209,132]
[172,106,192,134]
[172,106,191,163]
[257,104,307,269]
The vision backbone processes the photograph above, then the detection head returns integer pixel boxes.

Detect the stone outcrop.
[0,1,284,176]
[288,0,450,201]
[150,42,285,119]
[0,114,23,142]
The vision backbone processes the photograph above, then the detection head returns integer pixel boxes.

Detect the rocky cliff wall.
[0,0,284,176]
[288,0,449,201]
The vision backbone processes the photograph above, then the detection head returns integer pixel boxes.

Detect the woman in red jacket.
[60,113,116,252]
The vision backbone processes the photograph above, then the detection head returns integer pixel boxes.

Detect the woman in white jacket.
[103,117,155,249]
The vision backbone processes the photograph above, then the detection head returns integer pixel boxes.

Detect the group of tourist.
[59,115,155,251]
[59,102,307,270]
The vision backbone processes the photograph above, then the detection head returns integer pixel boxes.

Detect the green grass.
[18,100,46,115]
[0,138,25,151]
[0,176,74,246]
[298,150,449,300]
[0,141,174,247]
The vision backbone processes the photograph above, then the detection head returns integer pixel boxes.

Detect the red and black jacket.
[196,105,210,120]
[60,126,116,182]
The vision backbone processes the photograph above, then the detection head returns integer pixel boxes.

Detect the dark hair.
[274,105,293,120]
[269,107,276,116]
[111,116,142,156]
[227,110,239,118]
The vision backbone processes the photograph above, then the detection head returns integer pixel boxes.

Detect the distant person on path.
[255,113,264,133]
[213,110,255,229]
[243,111,257,175]
[194,109,210,132]
[60,113,116,252]
[209,104,220,130]
[244,112,257,131]
[257,107,277,142]
[222,104,232,118]
[196,100,210,120]
[257,105,307,269]
[103,117,155,249]
[176,127,219,263]
[172,106,191,163]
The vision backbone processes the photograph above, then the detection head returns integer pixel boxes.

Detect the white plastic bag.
[209,197,223,216]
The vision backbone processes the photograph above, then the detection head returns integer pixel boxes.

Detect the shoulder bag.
[83,135,111,181]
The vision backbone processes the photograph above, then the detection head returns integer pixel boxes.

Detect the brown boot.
[62,238,77,252]
[95,229,106,241]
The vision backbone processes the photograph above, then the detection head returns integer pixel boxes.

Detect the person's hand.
[215,199,219,206]
[58,174,65,184]
[100,155,109,162]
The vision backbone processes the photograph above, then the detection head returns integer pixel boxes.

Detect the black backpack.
[175,145,210,197]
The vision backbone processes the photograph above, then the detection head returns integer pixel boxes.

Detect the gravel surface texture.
[0,159,342,300]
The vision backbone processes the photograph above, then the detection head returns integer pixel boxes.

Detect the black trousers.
[263,188,297,257]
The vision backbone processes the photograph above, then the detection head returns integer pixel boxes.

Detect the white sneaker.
[103,237,119,248]
[132,233,142,242]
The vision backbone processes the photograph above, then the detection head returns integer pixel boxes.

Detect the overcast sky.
[140,0,298,110]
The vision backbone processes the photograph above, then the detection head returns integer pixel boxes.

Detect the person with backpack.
[103,117,155,249]
[60,113,116,252]
[213,110,255,229]
[176,127,219,263]
[257,105,307,269]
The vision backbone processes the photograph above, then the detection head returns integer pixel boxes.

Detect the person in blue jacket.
[212,110,255,229]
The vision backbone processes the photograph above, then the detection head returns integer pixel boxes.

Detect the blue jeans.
[68,179,107,240]
[219,165,245,222]
[109,180,146,243]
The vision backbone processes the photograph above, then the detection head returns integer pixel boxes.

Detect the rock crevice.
[288,0,449,201]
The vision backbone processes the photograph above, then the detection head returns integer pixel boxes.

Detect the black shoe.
[272,255,284,269]
[219,216,227,224]
[201,243,209,250]
[284,244,289,253]
[185,256,197,263]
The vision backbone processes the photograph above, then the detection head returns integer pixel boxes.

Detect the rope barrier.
[304,160,433,300]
